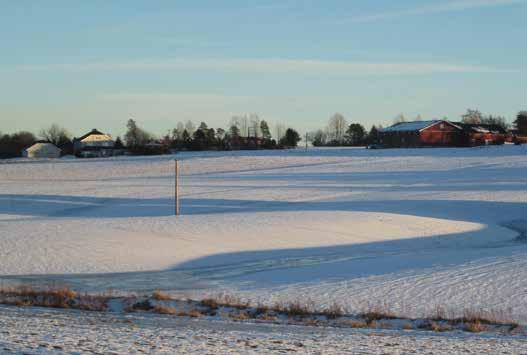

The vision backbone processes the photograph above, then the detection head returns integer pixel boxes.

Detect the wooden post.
[305,132,308,150]
[175,159,180,216]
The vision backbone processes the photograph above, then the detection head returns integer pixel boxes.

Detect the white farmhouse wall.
[80,134,114,147]
[24,143,61,158]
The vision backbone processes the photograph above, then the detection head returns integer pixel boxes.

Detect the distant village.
[2,110,527,159]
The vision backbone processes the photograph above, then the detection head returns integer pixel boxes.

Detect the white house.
[73,129,115,157]
[23,142,61,158]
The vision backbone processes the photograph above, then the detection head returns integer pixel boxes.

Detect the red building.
[379,120,507,148]
[379,120,463,148]
[454,123,507,146]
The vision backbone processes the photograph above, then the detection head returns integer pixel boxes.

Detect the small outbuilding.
[23,142,62,158]
[455,123,507,146]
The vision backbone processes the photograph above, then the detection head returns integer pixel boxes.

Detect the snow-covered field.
[1,305,526,354]
[1,146,527,323]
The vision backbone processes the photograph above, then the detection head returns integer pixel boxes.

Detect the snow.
[380,120,440,132]
[1,146,527,324]
[0,305,525,354]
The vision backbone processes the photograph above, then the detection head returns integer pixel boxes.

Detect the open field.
[1,146,527,327]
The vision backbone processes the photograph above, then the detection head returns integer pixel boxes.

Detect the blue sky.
[1,0,526,137]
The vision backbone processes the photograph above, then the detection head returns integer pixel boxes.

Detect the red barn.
[379,120,463,148]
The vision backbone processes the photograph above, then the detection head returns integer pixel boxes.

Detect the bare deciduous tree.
[328,113,348,143]
[249,113,261,138]
[461,109,483,124]
[275,123,286,141]
[393,114,406,124]
[39,124,71,146]
[230,115,249,137]
[184,120,196,135]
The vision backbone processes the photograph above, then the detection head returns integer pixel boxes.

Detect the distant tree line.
[0,124,75,159]
[0,131,36,159]
[1,110,526,159]
[310,109,518,148]
[460,109,509,129]
[309,113,381,147]
[123,115,301,155]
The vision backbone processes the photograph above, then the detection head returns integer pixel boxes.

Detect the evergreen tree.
[280,128,301,147]
[114,136,124,149]
[206,127,216,146]
[514,112,527,135]
[345,123,366,146]
[311,129,326,146]
[181,129,191,149]
[367,125,379,144]
[229,124,240,138]
[124,119,150,148]
[192,128,207,150]
[216,128,226,141]
[482,115,508,130]
[0,131,36,158]
[260,120,272,140]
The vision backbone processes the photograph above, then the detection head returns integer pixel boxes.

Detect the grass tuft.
[152,290,172,301]
[153,305,177,315]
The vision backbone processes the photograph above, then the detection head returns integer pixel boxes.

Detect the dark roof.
[74,129,106,142]
[79,146,114,151]
[381,120,440,133]
[381,120,461,133]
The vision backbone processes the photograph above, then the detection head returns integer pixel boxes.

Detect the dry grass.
[173,309,203,317]
[151,290,172,301]
[431,305,449,321]
[0,286,108,311]
[0,287,518,335]
[402,323,414,330]
[339,319,368,328]
[229,311,251,321]
[255,303,270,315]
[322,302,345,319]
[76,294,108,312]
[200,298,219,310]
[153,305,178,315]
[361,304,397,324]
[130,300,154,311]
[187,309,203,318]
[460,308,516,326]
[200,294,249,310]
[464,321,485,333]
[302,318,319,326]
[258,313,277,321]
[273,301,313,318]
[418,321,452,332]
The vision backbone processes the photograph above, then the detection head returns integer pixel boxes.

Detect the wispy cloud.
[348,0,527,23]
[14,58,513,76]
[101,92,251,103]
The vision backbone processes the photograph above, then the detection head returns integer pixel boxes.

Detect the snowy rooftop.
[380,120,441,133]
